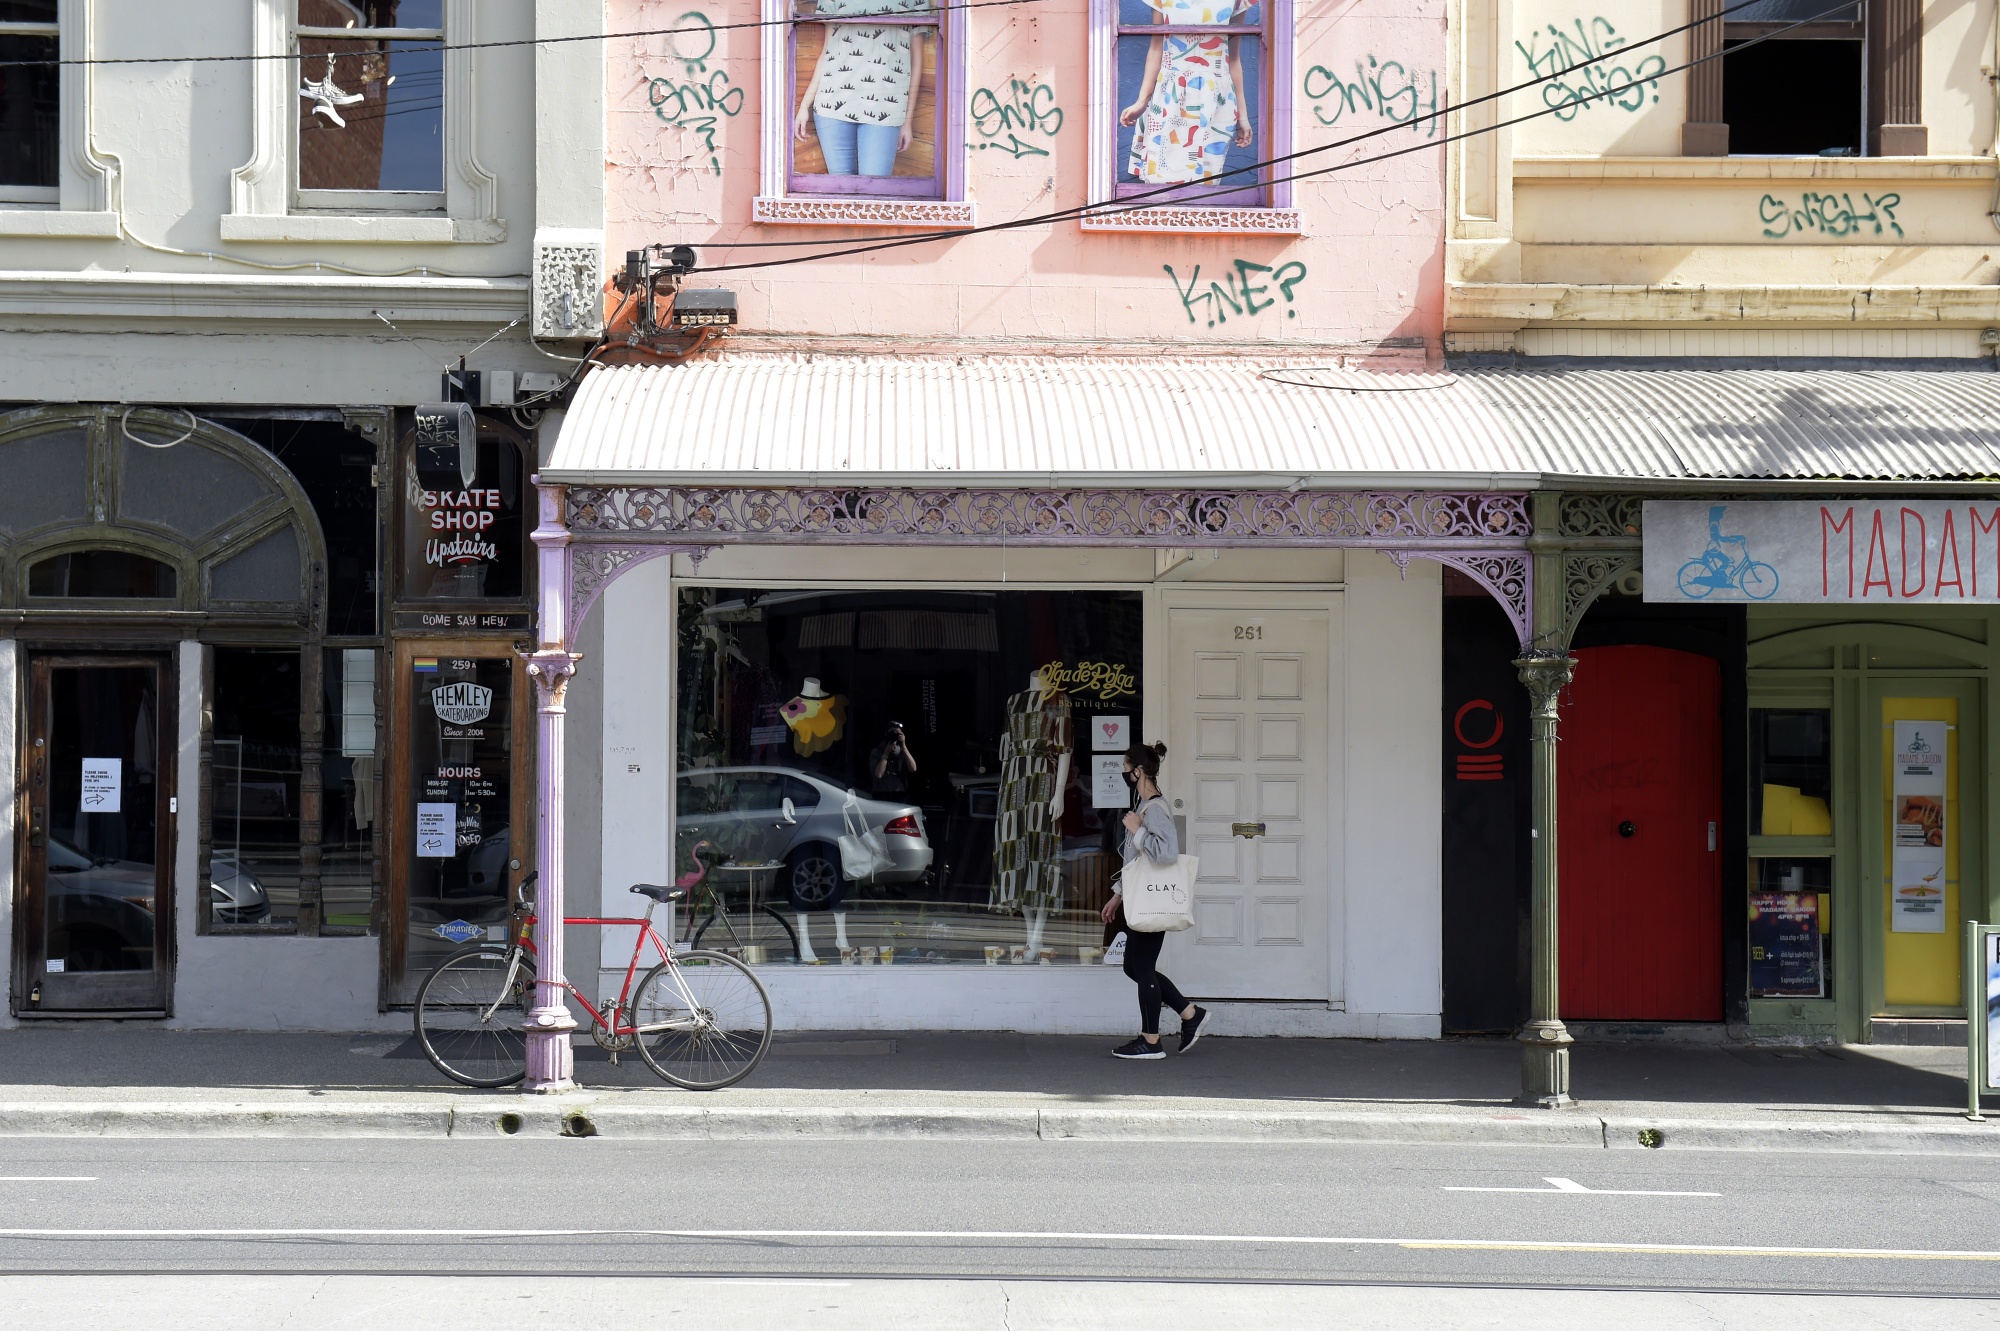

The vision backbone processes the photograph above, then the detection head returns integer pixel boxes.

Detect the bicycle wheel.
[631,950,773,1090]
[1677,560,1715,598]
[1740,561,1780,600]
[414,944,535,1088]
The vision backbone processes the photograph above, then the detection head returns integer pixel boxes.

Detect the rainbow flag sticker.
[414,657,439,673]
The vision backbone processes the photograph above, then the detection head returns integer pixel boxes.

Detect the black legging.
[1121,929,1189,1036]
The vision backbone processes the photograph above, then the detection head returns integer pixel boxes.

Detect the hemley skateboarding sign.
[1644,501,2000,604]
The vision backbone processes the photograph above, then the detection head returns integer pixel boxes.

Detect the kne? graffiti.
[1165,259,1307,328]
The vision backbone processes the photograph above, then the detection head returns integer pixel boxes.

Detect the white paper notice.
[1091,754,1129,808]
[1091,715,1130,752]
[416,802,457,858]
[1891,720,1948,933]
[79,758,121,814]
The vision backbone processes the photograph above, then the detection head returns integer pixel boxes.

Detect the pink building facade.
[604,0,1446,357]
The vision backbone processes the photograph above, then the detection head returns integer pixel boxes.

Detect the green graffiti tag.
[1515,17,1665,119]
[1165,260,1307,328]
[1303,57,1440,137]
[1758,191,1904,239]
[647,11,741,176]
[970,77,1064,158]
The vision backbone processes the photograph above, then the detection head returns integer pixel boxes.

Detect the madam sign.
[1644,501,2000,604]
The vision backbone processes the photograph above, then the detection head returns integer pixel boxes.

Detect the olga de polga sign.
[1644,501,2000,604]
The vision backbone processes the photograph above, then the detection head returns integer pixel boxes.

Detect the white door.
[1164,606,1333,1000]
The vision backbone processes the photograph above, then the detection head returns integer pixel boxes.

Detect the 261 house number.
[1234,626,1264,640]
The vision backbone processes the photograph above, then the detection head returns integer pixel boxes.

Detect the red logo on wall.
[1454,699,1504,781]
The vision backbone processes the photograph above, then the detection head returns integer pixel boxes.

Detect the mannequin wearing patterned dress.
[992,671,1073,957]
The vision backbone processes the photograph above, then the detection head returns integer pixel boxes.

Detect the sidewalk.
[0,1027,1992,1153]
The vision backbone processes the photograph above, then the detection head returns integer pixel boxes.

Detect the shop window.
[398,422,525,602]
[296,0,445,200]
[28,550,177,599]
[676,588,1144,967]
[757,0,968,223]
[210,649,305,929]
[1748,856,1831,998]
[402,654,518,987]
[241,418,382,637]
[1086,0,1296,231]
[1751,708,1830,836]
[322,647,380,929]
[0,1,59,201]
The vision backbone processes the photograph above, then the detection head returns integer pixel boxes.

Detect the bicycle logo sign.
[1675,504,1780,601]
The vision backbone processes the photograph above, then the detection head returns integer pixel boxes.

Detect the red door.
[1558,645,1722,1021]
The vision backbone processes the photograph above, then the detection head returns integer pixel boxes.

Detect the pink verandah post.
[523,477,581,1092]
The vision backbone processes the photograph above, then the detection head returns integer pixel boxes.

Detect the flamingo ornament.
[677,840,722,890]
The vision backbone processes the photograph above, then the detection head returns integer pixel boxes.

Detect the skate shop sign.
[1644,501,2000,604]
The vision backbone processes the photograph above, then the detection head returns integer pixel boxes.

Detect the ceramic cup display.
[983,946,1003,966]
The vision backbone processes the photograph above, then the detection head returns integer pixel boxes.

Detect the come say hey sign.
[1644,501,2000,604]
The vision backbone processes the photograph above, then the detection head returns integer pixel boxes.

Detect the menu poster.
[416,802,457,858]
[1091,754,1130,809]
[1747,892,1825,998]
[79,758,121,813]
[1891,720,1948,933]
[1986,932,2000,1093]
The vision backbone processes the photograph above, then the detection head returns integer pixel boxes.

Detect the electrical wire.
[0,0,1049,68]
[686,0,1858,275]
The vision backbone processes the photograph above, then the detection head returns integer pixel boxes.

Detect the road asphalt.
[1,1135,1998,1326]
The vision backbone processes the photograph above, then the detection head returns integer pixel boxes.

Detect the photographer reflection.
[870,721,919,797]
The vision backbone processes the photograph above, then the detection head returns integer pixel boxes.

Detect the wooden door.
[1558,645,1723,1021]
[16,653,176,1014]
[1165,604,1333,1001]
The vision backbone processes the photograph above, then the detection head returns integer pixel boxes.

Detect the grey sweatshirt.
[1120,795,1179,867]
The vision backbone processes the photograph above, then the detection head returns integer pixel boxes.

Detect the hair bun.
[1151,742,1168,759]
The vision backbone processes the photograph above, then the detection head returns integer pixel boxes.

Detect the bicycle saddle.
[630,883,688,903]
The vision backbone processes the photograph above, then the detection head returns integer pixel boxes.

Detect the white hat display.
[799,677,830,699]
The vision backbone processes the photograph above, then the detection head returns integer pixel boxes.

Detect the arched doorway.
[3,406,326,1015]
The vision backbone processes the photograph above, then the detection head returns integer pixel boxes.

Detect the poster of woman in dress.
[1116,0,1261,193]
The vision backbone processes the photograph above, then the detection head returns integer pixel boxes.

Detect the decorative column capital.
[1512,651,1575,717]
[523,649,582,710]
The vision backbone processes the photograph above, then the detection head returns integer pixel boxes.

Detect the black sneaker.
[1112,1037,1166,1060]
[1179,1006,1209,1053]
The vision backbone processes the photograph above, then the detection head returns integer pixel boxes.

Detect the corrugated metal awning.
[542,357,1538,488]
[1464,368,2000,482]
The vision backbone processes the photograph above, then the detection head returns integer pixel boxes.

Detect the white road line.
[0,1177,97,1183]
[0,1228,1983,1262]
[1444,1176,1721,1197]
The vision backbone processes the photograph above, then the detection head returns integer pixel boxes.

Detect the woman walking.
[1101,741,1207,1060]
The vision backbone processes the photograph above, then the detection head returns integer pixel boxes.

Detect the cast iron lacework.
[565,487,1532,545]
[1561,551,1643,649]
[1558,494,1644,542]
[568,545,714,634]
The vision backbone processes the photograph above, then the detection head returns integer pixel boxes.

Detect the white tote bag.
[1121,851,1198,933]
[836,789,894,882]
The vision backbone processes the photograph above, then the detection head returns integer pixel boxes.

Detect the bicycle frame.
[498,897,710,1038]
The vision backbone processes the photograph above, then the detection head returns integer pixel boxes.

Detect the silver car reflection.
[675,766,934,907]
[45,836,271,932]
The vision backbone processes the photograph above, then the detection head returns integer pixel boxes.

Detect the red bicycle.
[413,870,773,1090]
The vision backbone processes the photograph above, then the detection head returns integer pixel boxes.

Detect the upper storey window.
[1087,0,1296,233]
[296,0,445,202]
[756,0,969,226]
[0,1,58,202]
[788,0,941,197]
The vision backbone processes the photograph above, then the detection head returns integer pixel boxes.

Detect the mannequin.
[794,908,850,964]
[992,668,1072,954]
